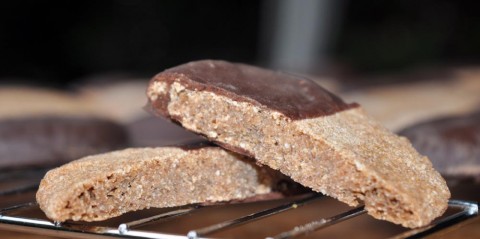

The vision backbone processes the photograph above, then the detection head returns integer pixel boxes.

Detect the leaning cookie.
[399,111,480,180]
[147,60,450,228]
[36,146,296,222]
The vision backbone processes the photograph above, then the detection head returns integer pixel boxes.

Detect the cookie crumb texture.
[148,60,450,228]
[36,147,274,222]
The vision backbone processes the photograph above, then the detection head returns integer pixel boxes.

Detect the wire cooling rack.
[0,169,478,239]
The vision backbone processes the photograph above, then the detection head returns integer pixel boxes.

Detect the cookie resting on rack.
[147,60,450,228]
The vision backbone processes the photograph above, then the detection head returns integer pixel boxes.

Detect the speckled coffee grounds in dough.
[400,111,480,179]
[36,147,291,222]
[147,60,450,228]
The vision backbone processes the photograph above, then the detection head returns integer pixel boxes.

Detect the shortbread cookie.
[36,146,291,222]
[147,60,450,228]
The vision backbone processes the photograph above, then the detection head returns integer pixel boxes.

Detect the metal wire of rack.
[0,169,478,239]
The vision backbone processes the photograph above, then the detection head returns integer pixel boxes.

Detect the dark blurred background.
[1,0,479,86]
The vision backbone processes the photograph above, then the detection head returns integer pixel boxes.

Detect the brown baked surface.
[36,146,290,222]
[147,60,450,228]
[400,111,480,179]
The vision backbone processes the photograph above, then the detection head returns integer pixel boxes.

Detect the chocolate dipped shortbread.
[36,146,294,222]
[147,60,450,228]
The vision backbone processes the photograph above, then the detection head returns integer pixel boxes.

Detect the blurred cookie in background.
[399,111,480,182]
[0,86,128,169]
[0,117,128,169]
[77,76,151,124]
[0,86,96,118]
[340,67,480,131]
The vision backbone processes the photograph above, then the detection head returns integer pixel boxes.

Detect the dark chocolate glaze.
[151,60,358,120]
[0,116,128,169]
[399,111,480,178]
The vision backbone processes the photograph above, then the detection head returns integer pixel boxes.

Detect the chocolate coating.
[152,60,357,120]
[399,111,480,178]
[0,117,128,169]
